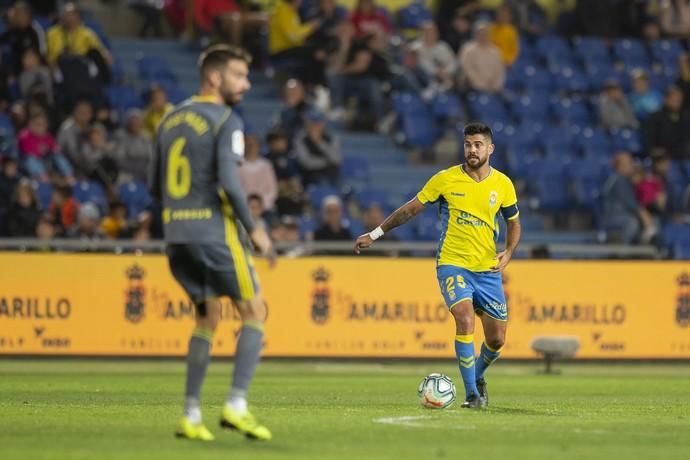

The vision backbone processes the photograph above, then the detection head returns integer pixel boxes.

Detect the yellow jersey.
[417,165,519,272]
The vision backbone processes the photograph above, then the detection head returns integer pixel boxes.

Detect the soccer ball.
[417,373,456,409]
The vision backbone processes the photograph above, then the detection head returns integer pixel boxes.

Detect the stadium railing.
[0,239,660,259]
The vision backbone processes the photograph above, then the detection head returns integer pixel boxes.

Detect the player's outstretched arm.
[354,197,425,254]
[491,217,521,272]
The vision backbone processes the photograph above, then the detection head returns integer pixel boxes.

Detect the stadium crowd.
[0,0,689,256]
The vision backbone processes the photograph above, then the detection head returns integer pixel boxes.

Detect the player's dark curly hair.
[463,122,493,142]
[198,45,252,77]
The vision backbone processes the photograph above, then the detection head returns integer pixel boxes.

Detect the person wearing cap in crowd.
[294,108,341,186]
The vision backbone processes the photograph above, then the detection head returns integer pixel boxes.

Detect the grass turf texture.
[1,360,689,460]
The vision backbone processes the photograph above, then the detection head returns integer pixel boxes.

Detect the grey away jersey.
[151,96,255,244]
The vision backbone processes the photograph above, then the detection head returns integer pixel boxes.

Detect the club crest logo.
[125,264,146,323]
[311,267,330,325]
[676,272,690,328]
[489,191,498,207]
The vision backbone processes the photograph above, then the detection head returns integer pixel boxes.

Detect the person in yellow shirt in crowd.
[143,86,174,138]
[269,0,326,86]
[488,4,519,66]
[100,201,129,239]
[46,2,111,67]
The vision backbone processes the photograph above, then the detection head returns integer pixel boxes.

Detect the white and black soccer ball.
[417,373,456,409]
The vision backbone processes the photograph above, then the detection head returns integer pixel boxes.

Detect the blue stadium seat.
[431,93,464,121]
[34,181,53,210]
[117,180,152,218]
[612,39,650,69]
[341,156,370,182]
[392,92,426,117]
[511,92,550,122]
[585,62,629,92]
[651,39,683,67]
[307,185,340,209]
[163,85,190,104]
[573,36,610,65]
[72,180,107,211]
[552,66,590,93]
[572,126,611,152]
[357,187,391,209]
[505,147,540,180]
[398,1,433,30]
[136,55,177,86]
[414,206,443,241]
[521,65,554,93]
[106,85,144,119]
[552,97,592,125]
[662,222,690,259]
[401,113,439,148]
[539,125,573,152]
[530,177,570,212]
[466,92,510,120]
[610,128,642,154]
[535,36,573,62]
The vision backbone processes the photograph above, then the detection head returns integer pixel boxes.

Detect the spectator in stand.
[660,0,690,38]
[81,123,119,194]
[575,0,622,37]
[129,0,165,38]
[675,52,690,112]
[36,216,56,241]
[295,109,341,186]
[602,151,655,244]
[636,153,670,218]
[100,201,129,239]
[643,85,690,161]
[46,3,112,68]
[273,79,313,141]
[18,111,73,181]
[271,215,302,245]
[57,99,93,167]
[306,0,347,45]
[412,21,456,99]
[349,0,392,39]
[328,30,388,126]
[599,79,639,130]
[239,134,278,211]
[629,69,663,121]
[25,0,58,17]
[48,185,79,235]
[314,194,352,241]
[68,202,103,240]
[0,1,46,75]
[269,0,325,86]
[459,21,505,93]
[18,48,53,105]
[143,86,174,138]
[489,4,519,67]
[7,179,41,237]
[0,54,12,112]
[436,0,479,49]
[194,0,268,47]
[0,157,20,236]
[362,203,397,241]
[247,193,269,232]
[114,109,153,185]
[275,178,305,216]
[266,128,299,182]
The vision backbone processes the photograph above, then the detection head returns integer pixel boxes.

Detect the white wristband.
[369,226,384,241]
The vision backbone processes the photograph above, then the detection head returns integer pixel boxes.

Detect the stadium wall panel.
[0,253,689,359]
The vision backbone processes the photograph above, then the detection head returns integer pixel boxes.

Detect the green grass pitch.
[1,360,689,460]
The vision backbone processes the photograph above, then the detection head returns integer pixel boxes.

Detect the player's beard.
[220,78,243,106]
[465,154,487,170]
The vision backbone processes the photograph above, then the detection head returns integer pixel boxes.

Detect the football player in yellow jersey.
[354,122,521,409]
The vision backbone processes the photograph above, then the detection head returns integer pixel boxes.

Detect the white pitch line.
[373,415,477,430]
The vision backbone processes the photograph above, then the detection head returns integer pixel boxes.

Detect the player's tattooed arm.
[381,198,425,232]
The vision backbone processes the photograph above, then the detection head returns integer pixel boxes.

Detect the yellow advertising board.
[0,253,689,359]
